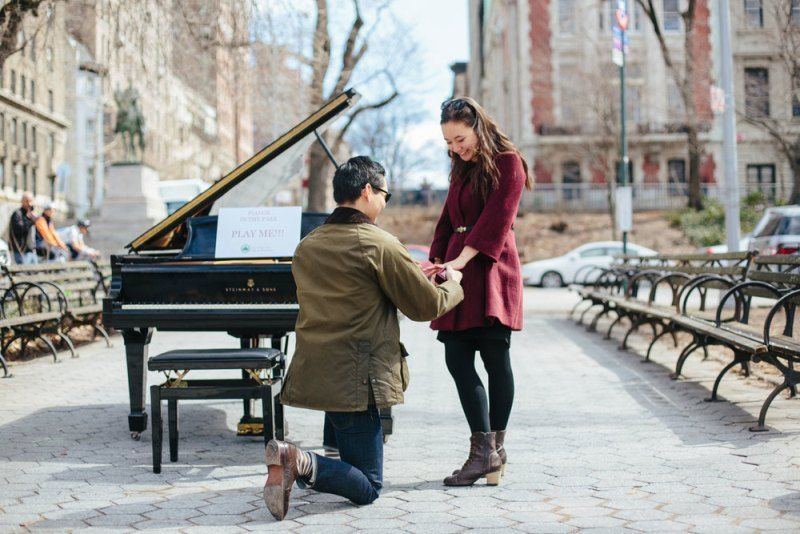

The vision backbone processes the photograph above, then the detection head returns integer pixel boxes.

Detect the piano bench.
[148,348,285,474]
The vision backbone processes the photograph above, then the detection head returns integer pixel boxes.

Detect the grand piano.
[104,90,361,439]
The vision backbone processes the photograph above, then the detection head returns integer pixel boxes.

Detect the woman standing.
[424,97,533,486]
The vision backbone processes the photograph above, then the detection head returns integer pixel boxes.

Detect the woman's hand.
[440,246,480,271]
[422,263,443,277]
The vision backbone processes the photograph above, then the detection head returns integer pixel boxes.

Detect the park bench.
[666,255,800,431]
[2,261,112,358]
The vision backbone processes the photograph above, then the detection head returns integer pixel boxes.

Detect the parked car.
[405,244,433,269]
[749,205,800,255]
[701,235,752,254]
[522,241,657,288]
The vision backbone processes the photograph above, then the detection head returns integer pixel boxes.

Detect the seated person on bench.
[263,156,464,520]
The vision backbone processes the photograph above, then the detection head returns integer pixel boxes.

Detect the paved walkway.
[1,288,799,532]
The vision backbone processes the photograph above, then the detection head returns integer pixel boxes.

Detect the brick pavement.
[0,288,799,532]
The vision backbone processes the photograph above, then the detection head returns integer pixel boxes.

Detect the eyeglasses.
[372,185,392,203]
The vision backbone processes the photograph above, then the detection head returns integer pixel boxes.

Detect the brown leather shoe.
[452,429,508,478]
[444,432,502,486]
[263,439,299,520]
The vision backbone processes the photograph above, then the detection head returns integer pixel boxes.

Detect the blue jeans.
[13,251,37,264]
[304,406,383,505]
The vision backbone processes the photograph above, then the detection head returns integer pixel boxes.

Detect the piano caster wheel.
[131,432,141,441]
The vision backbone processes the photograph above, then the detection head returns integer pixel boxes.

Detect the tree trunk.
[307,141,333,212]
[686,126,703,210]
[790,155,800,205]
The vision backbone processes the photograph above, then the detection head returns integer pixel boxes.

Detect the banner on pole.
[616,186,633,233]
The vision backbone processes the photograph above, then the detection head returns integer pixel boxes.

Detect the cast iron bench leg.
[168,399,178,463]
[151,385,163,473]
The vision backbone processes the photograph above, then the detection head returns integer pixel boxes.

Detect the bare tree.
[346,100,433,192]
[635,0,711,209]
[741,0,800,203]
[303,0,417,211]
[0,0,60,69]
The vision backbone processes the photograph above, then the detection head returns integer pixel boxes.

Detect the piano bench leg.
[168,399,179,463]
[150,386,163,474]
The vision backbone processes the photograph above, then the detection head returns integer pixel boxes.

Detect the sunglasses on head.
[441,98,471,111]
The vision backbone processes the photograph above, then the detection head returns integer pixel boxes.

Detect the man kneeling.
[264,156,464,520]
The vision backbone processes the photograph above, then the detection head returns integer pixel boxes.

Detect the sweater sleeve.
[464,153,525,262]
[372,233,464,322]
[429,202,453,262]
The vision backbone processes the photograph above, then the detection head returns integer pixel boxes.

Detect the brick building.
[465,0,797,210]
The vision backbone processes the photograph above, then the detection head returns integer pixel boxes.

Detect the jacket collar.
[324,206,375,226]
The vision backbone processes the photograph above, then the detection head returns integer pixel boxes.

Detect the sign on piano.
[215,206,302,258]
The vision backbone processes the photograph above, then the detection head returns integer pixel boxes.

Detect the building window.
[47,89,53,112]
[31,126,36,152]
[744,0,763,28]
[792,0,800,26]
[663,0,681,31]
[560,64,579,124]
[13,163,21,191]
[668,159,687,195]
[0,113,4,141]
[29,79,34,104]
[747,164,776,200]
[22,164,28,192]
[793,90,800,118]
[48,132,54,159]
[31,166,37,196]
[21,122,26,149]
[744,67,770,118]
[86,118,96,146]
[10,70,15,94]
[667,79,685,119]
[0,158,5,189]
[29,36,35,61]
[46,47,53,71]
[562,161,582,200]
[11,118,17,145]
[20,75,25,99]
[559,0,576,34]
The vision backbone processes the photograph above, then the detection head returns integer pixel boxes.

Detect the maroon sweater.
[429,152,525,332]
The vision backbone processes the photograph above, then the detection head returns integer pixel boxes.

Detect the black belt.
[454,224,514,234]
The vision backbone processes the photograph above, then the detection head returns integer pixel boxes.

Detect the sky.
[386,0,469,187]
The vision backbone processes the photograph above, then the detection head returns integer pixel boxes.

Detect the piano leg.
[238,337,257,435]
[122,328,153,440]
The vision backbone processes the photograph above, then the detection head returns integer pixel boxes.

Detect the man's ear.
[361,183,372,201]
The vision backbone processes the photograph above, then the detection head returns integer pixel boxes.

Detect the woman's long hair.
[440,97,533,201]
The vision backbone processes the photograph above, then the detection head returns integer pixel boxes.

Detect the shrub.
[669,192,771,247]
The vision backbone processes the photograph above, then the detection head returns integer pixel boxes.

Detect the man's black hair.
[332,156,386,204]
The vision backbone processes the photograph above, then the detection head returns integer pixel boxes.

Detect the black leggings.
[444,338,514,433]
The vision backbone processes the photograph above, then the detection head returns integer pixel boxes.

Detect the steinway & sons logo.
[225,278,277,294]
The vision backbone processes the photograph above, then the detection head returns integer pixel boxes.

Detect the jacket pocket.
[399,342,410,392]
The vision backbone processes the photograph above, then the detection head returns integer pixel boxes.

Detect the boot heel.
[265,440,281,465]
[486,470,502,486]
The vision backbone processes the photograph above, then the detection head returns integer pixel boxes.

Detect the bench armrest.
[763,288,800,347]
[648,272,692,308]
[678,275,735,316]
[714,281,782,327]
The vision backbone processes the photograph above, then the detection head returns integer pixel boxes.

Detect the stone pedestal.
[91,163,167,255]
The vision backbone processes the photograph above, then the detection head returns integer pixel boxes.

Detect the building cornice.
[0,92,70,129]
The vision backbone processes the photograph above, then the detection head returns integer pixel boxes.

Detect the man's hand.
[444,265,462,284]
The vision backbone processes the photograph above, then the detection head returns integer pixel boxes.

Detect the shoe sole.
[263,440,289,520]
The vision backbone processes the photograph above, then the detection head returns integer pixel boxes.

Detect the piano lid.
[127,89,361,252]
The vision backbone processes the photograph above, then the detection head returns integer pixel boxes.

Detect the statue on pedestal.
[114,86,146,162]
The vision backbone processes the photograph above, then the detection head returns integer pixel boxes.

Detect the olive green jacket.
[280,208,464,412]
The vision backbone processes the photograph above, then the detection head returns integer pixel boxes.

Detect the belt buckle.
[455,226,467,233]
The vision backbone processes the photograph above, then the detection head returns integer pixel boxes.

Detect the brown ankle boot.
[495,430,507,476]
[443,432,502,486]
[452,430,508,478]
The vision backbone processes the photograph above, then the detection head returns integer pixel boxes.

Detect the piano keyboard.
[121,304,299,310]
